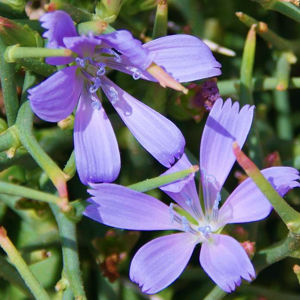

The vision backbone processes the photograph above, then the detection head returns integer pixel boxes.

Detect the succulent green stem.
[50,204,87,300]
[252,0,300,23]
[0,227,50,300]
[128,165,199,192]
[5,45,74,63]
[0,37,19,126]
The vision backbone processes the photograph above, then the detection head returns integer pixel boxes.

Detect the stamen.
[75,57,86,68]
[89,77,102,94]
[75,57,92,68]
[97,63,106,76]
[109,86,118,104]
[131,67,142,80]
[90,94,102,111]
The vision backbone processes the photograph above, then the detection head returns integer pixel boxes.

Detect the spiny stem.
[0,227,50,300]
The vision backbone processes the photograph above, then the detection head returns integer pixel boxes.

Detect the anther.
[97,63,106,76]
[75,57,86,68]
[109,86,118,104]
[131,67,142,80]
[89,77,102,94]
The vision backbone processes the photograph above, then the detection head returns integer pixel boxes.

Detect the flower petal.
[63,35,101,57]
[28,66,82,122]
[130,233,198,294]
[160,154,203,220]
[74,88,120,185]
[200,98,254,211]
[100,30,152,69]
[84,184,182,231]
[101,77,185,167]
[40,11,77,65]
[218,167,300,225]
[143,34,221,82]
[200,234,255,292]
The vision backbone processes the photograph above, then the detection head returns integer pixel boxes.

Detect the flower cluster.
[28,10,300,296]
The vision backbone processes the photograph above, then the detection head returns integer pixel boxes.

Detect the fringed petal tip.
[40,10,77,47]
[200,98,254,193]
[129,233,198,294]
[200,234,255,293]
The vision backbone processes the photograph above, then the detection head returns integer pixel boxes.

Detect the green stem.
[240,24,256,106]
[21,71,38,104]
[152,0,168,38]
[253,0,300,23]
[0,126,20,152]
[63,151,76,180]
[0,180,64,206]
[15,102,69,200]
[203,286,225,300]
[274,52,293,140]
[128,165,199,192]
[0,255,32,297]
[0,227,50,300]
[254,232,300,273]
[17,58,56,77]
[50,204,87,300]
[240,24,263,167]
[48,0,93,22]
[236,12,298,52]
[5,45,74,63]
[218,76,300,95]
[77,21,115,35]
[233,142,300,232]
[0,37,19,126]
[240,285,300,300]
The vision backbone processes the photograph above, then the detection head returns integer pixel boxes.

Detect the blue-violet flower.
[84,98,300,293]
[28,10,221,185]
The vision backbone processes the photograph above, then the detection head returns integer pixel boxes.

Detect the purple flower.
[28,10,221,185]
[83,98,300,293]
